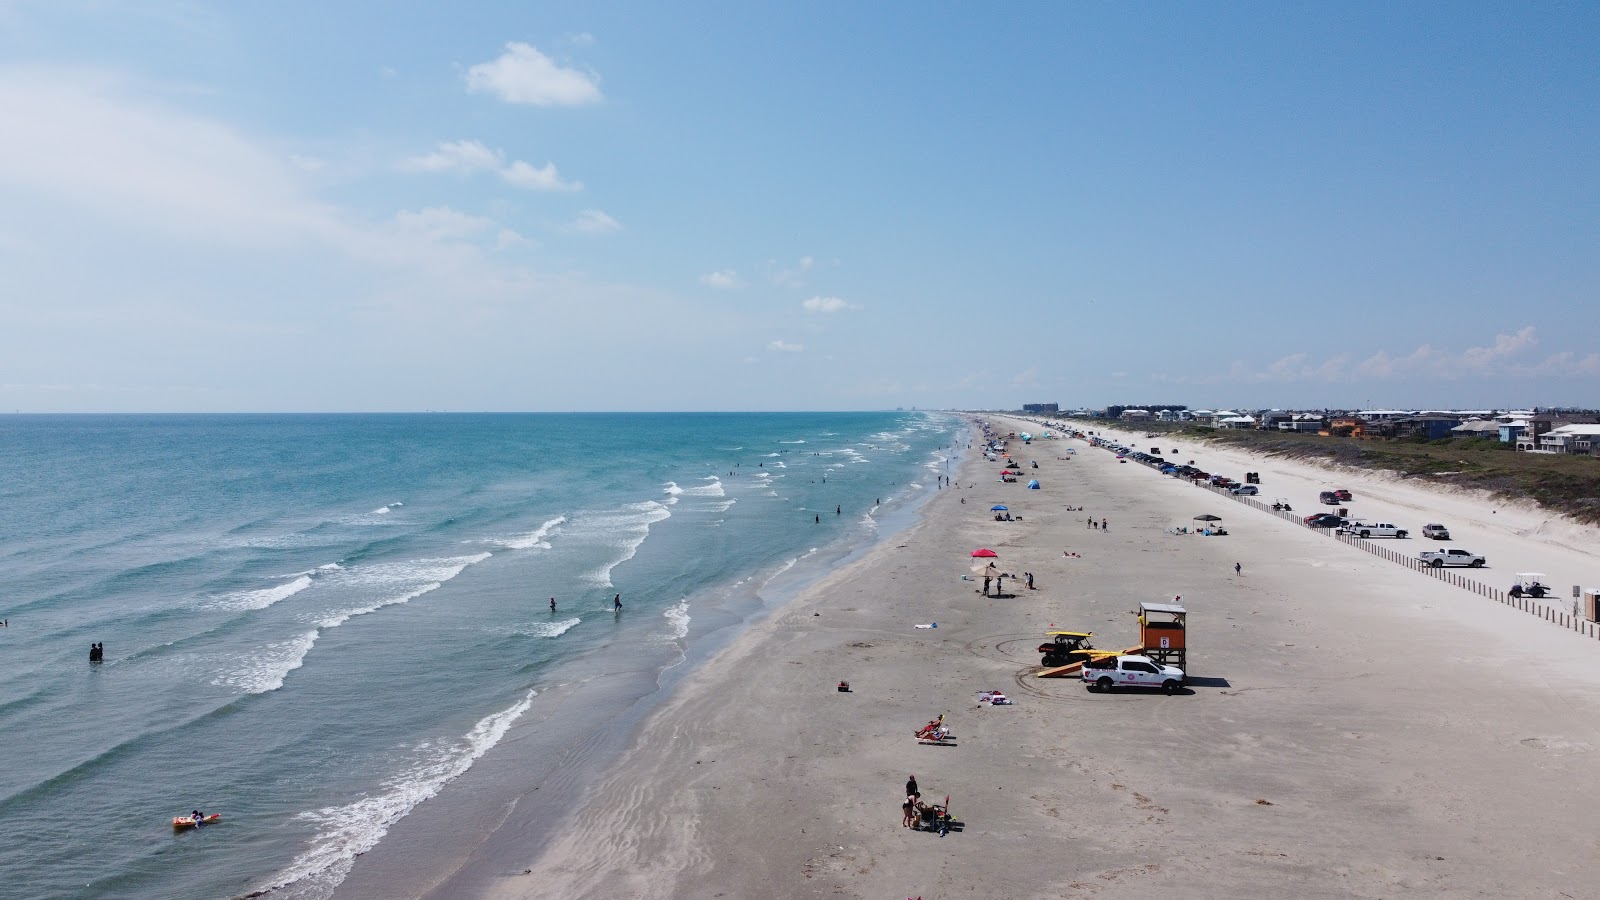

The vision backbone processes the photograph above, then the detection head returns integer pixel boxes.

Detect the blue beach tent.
[1027,480,1040,489]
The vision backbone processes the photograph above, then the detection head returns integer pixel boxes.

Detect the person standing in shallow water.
[549,597,557,612]
[614,594,622,610]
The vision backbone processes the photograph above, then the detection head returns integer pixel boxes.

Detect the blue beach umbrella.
[991,505,1008,511]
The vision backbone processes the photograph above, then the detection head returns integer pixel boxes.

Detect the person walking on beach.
[1025,572,1034,590]
[906,775,919,800]
[1235,562,1242,575]
[1103,518,1109,531]
[902,796,916,828]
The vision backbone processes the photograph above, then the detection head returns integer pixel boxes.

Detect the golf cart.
[1271,498,1294,511]
[1511,573,1550,599]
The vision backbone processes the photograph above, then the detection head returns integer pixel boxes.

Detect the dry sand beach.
[445,414,1600,900]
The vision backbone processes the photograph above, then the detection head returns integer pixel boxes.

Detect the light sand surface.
[472,414,1600,900]
[1073,420,1600,615]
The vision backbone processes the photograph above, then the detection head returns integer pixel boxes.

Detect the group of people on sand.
[1086,517,1107,530]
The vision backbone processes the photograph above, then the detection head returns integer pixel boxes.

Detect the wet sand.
[463,414,1600,899]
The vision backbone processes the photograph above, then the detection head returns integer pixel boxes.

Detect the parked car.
[1304,513,1344,528]
[1338,521,1408,539]
[1422,523,1451,540]
[1319,491,1340,505]
[1419,548,1486,568]
[1081,654,1185,694]
[1230,485,1260,495]
[1333,489,1353,501]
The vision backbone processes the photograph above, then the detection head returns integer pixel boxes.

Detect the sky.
[1,1,1596,412]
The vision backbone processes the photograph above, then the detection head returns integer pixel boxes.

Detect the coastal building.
[1393,415,1463,440]
[1450,419,1501,439]
[1279,413,1324,432]
[1216,415,1256,430]
[1022,403,1059,414]
[1257,410,1294,430]
[1119,409,1153,422]
[1536,423,1600,455]
[1326,416,1368,437]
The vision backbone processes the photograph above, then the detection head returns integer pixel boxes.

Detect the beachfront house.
[1279,413,1324,432]
[1216,415,1256,430]
[1450,419,1501,439]
[1119,409,1154,422]
[1536,423,1600,455]
[1326,416,1368,437]
[1257,410,1293,430]
[1394,415,1463,440]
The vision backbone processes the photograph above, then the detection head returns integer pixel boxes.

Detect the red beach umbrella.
[971,548,998,558]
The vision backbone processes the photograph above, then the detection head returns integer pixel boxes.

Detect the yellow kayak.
[172,814,221,830]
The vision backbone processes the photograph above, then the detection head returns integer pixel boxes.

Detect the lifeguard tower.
[1138,602,1187,674]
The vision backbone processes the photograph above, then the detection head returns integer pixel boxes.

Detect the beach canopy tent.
[971,548,999,558]
[991,505,1008,511]
[1194,514,1223,522]
[1027,480,1040,489]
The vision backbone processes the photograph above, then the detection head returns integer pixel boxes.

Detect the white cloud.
[401,139,580,191]
[1160,326,1600,385]
[401,138,502,174]
[465,42,603,106]
[566,209,620,235]
[771,256,814,288]
[801,295,854,314]
[392,207,494,242]
[565,32,596,47]
[768,339,804,353]
[701,269,742,289]
[499,159,581,191]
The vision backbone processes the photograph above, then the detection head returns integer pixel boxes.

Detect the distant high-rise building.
[1022,403,1059,414]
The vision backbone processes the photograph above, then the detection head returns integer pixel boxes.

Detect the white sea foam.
[702,499,737,512]
[492,516,565,551]
[676,476,724,497]
[779,440,806,444]
[211,630,319,694]
[369,506,391,515]
[764,452,781,457]
[570,501,673,587]
[208,574,314,612]
[316,553,491,629]
[662,599,690,640]
[258,688,537,898]
[663,481,685,496]
[500,617,580,638]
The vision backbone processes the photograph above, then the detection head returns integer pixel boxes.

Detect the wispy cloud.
[801,295,855,314]
[465,42,602,106]
[767,339,804,352]
[1157,327,1600,384]
[700,269,742,289]
[401,139,581,191]
[565,209,621,235]
[771,256,813,288]
[392,206,494,242]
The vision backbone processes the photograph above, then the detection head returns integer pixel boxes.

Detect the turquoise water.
[0,412,960,899]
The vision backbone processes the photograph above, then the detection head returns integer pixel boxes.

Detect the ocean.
[0,411,962,900]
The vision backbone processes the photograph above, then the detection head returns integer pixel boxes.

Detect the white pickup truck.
[1418,548,1487,568]
[1338,521,1408,539]
[1081,654,1186,694]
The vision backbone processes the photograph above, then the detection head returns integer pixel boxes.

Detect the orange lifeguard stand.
[1138,602,1187,673]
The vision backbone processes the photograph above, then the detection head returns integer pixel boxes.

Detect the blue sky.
[1,1,1595,411]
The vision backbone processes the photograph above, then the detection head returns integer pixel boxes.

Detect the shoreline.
[472,412,1600,899]
[326,419,968,900]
